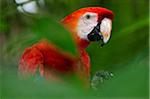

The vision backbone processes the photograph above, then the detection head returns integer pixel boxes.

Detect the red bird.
[19,7,114,86]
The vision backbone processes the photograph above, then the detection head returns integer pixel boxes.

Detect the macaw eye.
[86,14,91,19]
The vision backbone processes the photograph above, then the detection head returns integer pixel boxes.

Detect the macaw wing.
[19,40,76,77]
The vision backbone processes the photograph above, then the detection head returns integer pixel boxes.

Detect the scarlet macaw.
[19,7,114,87]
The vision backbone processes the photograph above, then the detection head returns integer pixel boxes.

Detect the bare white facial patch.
[77,12,98,40]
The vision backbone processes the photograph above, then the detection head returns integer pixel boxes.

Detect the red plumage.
[19,7,114,85]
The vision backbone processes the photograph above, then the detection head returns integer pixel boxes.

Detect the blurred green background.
[0,0,149,99]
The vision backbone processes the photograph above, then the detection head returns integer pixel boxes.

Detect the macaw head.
[61,7,114,48]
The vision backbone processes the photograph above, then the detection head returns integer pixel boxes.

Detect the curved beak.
[87,18,112,46]
[100,18,112,44]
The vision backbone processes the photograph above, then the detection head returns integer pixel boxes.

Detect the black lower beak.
[87,23,105,46]
[87,32,101,41]
[87,23,103,41]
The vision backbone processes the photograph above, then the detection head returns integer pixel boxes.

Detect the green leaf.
[92,50,148,98]
[115,17,149,39]
[32,16,78,56]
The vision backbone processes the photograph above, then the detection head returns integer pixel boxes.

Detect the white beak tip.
[103,35,111,43]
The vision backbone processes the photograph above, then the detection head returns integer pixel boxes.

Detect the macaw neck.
[76,38,90,50]
[76,38,90,78]
[71,31,90,50]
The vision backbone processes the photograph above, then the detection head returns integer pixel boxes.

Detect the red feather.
[19,7,114,85]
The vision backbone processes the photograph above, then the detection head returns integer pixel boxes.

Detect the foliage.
[0,0,149,99]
